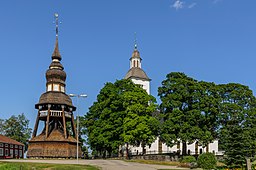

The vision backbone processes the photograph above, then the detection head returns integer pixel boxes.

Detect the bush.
[197,153,217,170]
[180,156,197,168]
[181,156,197,163]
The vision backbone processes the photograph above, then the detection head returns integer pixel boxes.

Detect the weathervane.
[54,13,59,37]
[134,32,138,50]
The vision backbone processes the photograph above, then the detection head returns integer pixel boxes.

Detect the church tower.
[27,14,81,158]
[125,38,151,94]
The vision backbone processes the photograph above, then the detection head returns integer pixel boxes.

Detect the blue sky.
[0,0,256,129]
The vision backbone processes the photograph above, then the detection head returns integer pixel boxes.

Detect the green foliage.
[218,83,256,166]
[197,153,217,170]
[180,156,196,163]
[1,113,32,151]
[82,79,157,157]
[158,72,220,155]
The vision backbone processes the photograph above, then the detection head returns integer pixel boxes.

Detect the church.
[124,40,220,156]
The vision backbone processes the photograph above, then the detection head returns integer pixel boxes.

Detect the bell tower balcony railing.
[39,110,72,118]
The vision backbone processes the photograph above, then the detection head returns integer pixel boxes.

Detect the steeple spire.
[52,13,61,61]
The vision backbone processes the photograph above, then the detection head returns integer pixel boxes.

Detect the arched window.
[133,60,136,67]
[137,60,139,67]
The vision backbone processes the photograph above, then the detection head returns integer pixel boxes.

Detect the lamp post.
[69,93,87,163]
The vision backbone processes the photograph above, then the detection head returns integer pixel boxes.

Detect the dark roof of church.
[125,67,150,81]
[35,92,73,108]
[0,134,24,146]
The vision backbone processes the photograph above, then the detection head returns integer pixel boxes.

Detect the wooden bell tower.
[27,13,81,158]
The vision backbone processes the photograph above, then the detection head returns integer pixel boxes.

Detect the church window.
[53,84,59,91]
[133,60,136,67]
[137,60,139,67]
[60,86,65,93]
[47,84,52,91]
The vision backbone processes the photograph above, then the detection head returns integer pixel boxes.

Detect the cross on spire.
[54,13,59,37]
[134,32,138,50]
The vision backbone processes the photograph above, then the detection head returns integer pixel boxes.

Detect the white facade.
[130,137,219,155]
[130,78,150,95]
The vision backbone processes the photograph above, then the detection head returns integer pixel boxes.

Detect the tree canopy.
[158,72,220,155]
[158,72,256,164]
[0,113,32,151]
[82,79,157,157]
[218,83,256,166]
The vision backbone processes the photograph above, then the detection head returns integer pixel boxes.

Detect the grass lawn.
[126,159,180,166]
[0,161,99,170]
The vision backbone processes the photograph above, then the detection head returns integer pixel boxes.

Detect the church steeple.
[130,33,142,69]
[125,34,151,94]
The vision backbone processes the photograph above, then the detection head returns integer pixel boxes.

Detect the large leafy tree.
[158,72,201,155]
[196,81,221,148]
[218,83,256,167]
[1,113,32,151]
[82,79,157,157]
[158,72,220,155]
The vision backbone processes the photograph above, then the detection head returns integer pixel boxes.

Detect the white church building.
[124,42,220,156]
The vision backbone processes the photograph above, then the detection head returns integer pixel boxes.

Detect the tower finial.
[52,13,61,60]
[54,13,59,37]
[134,32,137,50]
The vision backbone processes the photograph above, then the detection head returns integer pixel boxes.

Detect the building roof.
[30,129,77,143]
[130,49,141,59]
[35,91,74,109]
[0,134,24,146]
[125,67,151,81]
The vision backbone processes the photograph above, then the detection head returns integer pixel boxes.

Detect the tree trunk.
[182,141,187,156]
[195,141,198,155]
[142,145,145,155]
[126,143,129,159]
[206,144,209,153]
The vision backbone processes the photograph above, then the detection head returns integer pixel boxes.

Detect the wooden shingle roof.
[0,134,24,146]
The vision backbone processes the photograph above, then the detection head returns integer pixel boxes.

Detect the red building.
[0,134,24,159]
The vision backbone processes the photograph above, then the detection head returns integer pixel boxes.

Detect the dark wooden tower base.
[27,129,81,158]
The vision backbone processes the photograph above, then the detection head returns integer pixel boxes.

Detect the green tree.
[196,81,221,149]
[83,79,157,157]
[2,113,32,151]
[218,83,256,167]
[158,72,220,155]
[158,72,202,155]
[0,118,4,135]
